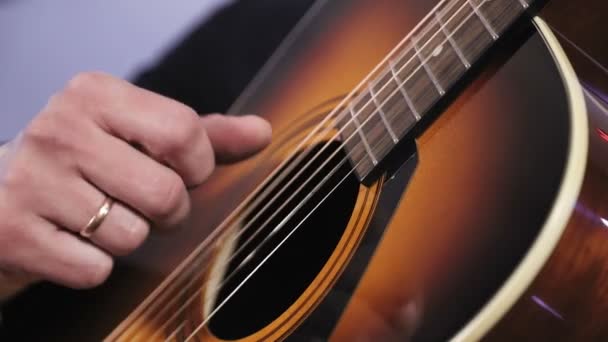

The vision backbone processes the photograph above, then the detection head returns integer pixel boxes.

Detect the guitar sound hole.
[208,141,360,339]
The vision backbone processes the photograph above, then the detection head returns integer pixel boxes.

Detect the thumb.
[200,114,272,164]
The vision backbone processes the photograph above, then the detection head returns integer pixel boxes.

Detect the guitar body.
[2,0,608,341]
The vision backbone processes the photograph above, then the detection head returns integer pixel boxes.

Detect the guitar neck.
[337,0,541,181]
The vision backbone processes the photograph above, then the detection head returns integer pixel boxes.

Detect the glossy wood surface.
[481,2,608,339]
[542,0,608,96]
[2,0,607,341]
[485,156,608,341]
[480,0,608,341]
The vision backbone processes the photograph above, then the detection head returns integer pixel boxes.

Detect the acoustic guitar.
[2,0,608,340]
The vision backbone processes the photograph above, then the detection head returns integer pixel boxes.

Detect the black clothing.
[134,0,316,115]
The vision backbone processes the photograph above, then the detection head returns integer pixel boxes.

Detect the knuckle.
[2,161,31,193]
[113,218,149,256]
[161,108,200,155]
[44,93,67,110]
[172,104,198,124]
[44,91,80,117]
[66,71,109,94]
[21,115,56,147]
[22,111,77,149]
[199,152,215,182]
[150,173,186,222]
[76,256,113,288]
[20,114,83,166]
[22,98,90,160]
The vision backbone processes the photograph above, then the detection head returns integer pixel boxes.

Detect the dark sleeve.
[133,0,316,115]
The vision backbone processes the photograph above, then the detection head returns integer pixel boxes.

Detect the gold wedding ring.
[80,197,114,238]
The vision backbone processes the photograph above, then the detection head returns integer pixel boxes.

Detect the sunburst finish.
[1,0,607,341]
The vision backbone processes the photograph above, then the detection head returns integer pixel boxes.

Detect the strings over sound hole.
[208,141,360,339]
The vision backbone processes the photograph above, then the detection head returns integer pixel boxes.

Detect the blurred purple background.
[0,0,232,140]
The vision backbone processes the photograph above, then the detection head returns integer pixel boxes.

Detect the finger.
[13,149,152,254]
[88,201,150,256]
[15,215,114,289]
[64,72,215,186]
[78,127,191,228]
[39,179,150,256]
[200,114,272,164]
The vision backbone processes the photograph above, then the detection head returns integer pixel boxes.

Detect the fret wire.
[368,84,399,144]
[388,60,421,121]
[518,0,530,8]
[434,10,471,69]
[466,0,499,40]
[343,0,526,169]
[113,2,541,339]
[411,36,446,96]
[349,105,378,165]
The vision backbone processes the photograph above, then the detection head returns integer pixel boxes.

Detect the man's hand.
[0,72,271,298]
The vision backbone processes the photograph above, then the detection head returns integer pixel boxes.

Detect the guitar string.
[167,1,507,340]
[118,73,365,342]
[161,0,499,339]
[547,22,608,76]
[122,0,466,336]
[142,0,477,337]
[180,145,366,342]
[181,1,491,339]
[163,0,497,340]
[117,15,419,337]
[128,0,528,340]
[159,152,352,341]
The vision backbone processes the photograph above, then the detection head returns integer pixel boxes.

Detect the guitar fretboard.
[337,0,534,180]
